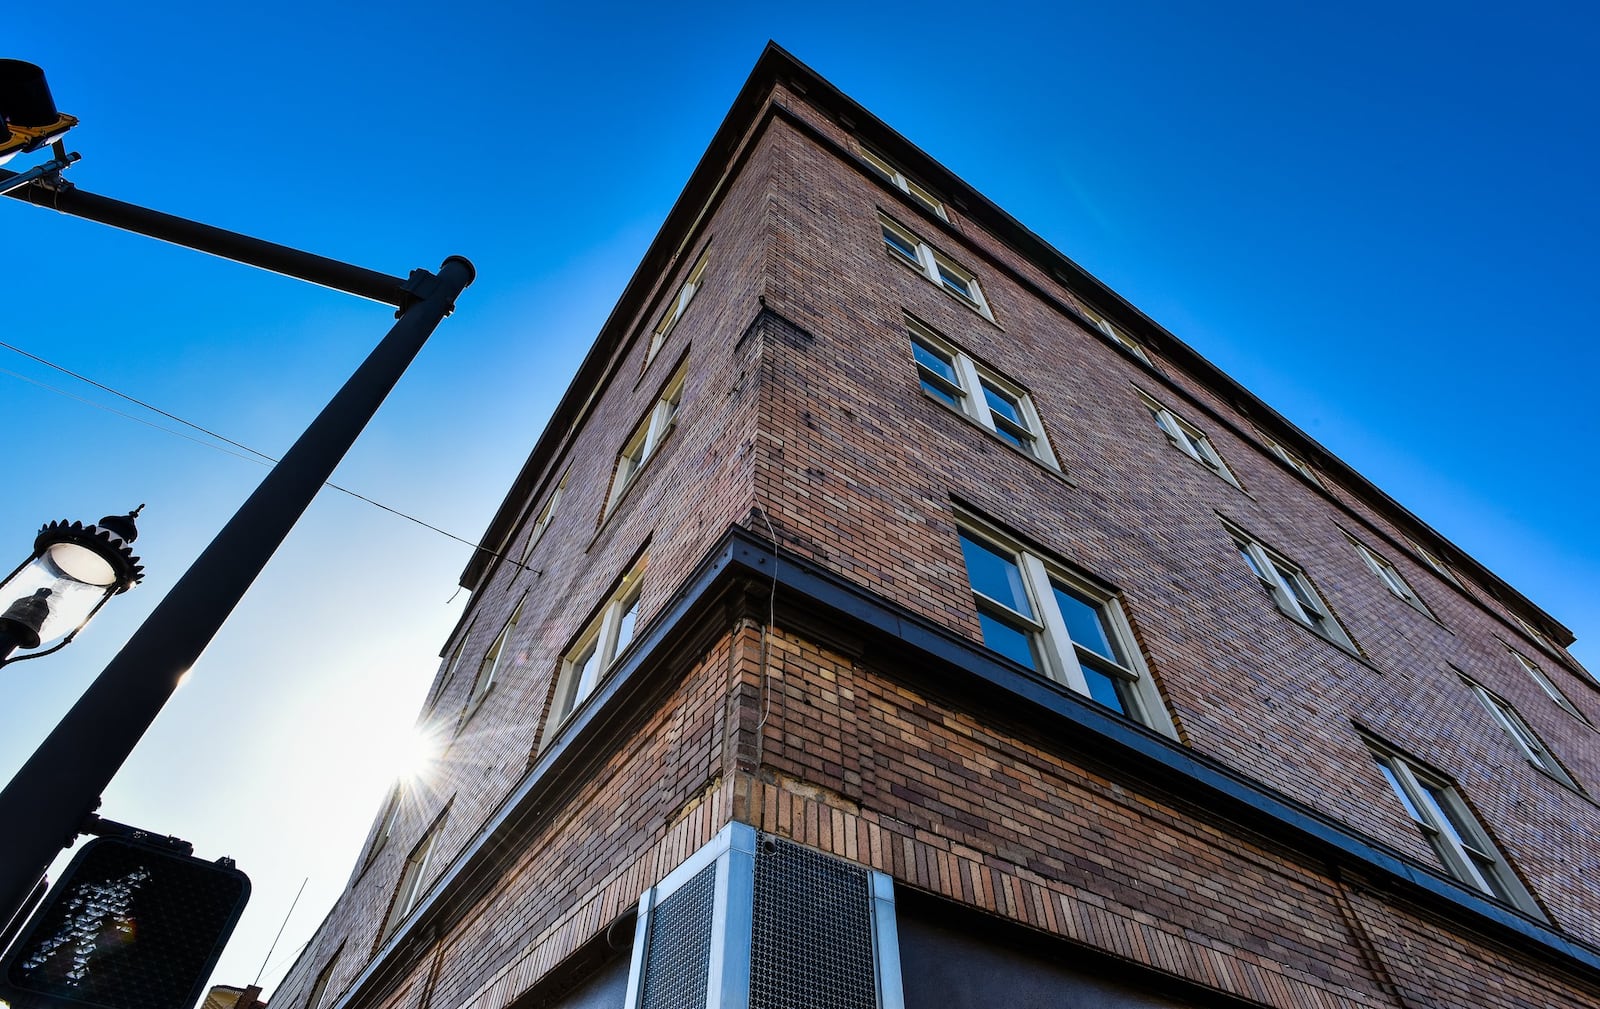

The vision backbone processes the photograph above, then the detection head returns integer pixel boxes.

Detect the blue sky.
[6,0,1597,996]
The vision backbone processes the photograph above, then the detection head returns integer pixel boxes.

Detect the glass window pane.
[1377,761,1426,824]
[883,226,919,262]
[990,424,1028,451]
[976,610,1038,670]
[920,378,961,409]
[1052,583,1120,664]
[613,594,640,659]
[959,532,1033,618]
[937,264,973,299]
[572,641,602,704]
[1080,662,1129,715]
[912,338,959,384]
[981,382,1023,426]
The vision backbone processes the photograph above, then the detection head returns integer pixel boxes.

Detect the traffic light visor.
[0,60,60,127]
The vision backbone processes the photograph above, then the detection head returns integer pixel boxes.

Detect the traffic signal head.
[0,60,78,166]
[0,837,250,1009]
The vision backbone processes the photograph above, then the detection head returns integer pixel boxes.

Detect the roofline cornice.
[459,41,1573,647]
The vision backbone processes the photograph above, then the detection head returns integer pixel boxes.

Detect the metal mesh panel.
[640,863,717,1009]
[750,835,877,1009]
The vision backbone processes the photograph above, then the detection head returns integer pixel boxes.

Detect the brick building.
[269,44,1600,1009]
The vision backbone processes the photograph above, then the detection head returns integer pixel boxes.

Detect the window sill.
[1268,600,1364,662]
[1162,437,1248,495]
[884,247,997,325]
[919,388,1075,487]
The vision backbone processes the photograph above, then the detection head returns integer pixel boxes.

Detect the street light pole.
[0,162,474,924]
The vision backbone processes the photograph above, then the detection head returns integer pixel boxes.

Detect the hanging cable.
[0,340,537,574]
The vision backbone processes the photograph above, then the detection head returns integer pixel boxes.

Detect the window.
[1141,393,1239,486]
[607,364,687,514]
[1462,675,1580,789]
[546,554,648,734]
[907,319,1057,467]
[647,250,708,364]
[363,786,401,865]
[1408,538,1463,589]
[1078,303,1152,365]
[521,473,568,563]
[1367,740,1539,913]
[860,147,947,218]
[879,215,990,317]
[1510,648,1587,722]
[1511,613,1558,655]
[427,624,472,709]
[1230,524,1356,650]
[1351,538,1432,617]
[382,816,443,939]
[304,950,341,1009]
[465,597,524,716]
[1261,435,1322,487]
[955,521,1175,735]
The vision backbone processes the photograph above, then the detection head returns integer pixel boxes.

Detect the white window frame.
[426,623,472,709]
[1367,740,1540,914]
[606,363,687,515]
[304,948,341,1009]
[1461,675,1580,789]
[1510,647,1588,722]
[382,815,443,939]
[1261,434,1322,487]
[646,250,708,365]
[861,146,947,219]
[907,319,1058,469]
[1407,537,1463,589]
[1350,538,1432,617]
[545,554,649,736]
[463,597,524,719]
[955,519,1176,737]
[1078,302,1152,365]
[521,473,568,563]
[1141,392,1239,486]
[1229,523,1356,651]
[879,214,991,318]
[362,786,401,866]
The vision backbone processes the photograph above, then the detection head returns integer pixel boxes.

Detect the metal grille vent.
[750,835,877,1009]
[640,863,716,1009]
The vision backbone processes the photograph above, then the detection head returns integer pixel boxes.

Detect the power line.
[0,339,533,573]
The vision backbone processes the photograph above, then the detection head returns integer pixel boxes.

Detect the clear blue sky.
[6,0,1596,997]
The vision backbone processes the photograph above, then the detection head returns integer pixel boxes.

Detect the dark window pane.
[1052,583,1120,664]
[884,226,919,262]
[981,383,1023,426]
[977,611,1037,669]
[991,424,1027,451]
[938,265,973,299]
[959,532,1033,618]
[920,378,961,408]
[1080,663,1128,715]
[911,338,958,383]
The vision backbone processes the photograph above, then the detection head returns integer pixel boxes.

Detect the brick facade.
[269,45,1600,1009]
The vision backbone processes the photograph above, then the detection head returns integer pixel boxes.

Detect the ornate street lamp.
[0,506,144,666]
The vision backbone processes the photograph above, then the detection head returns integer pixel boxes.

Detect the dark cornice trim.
[345,525,1598,1009]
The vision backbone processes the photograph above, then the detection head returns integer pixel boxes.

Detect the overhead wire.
[0,339,532,572]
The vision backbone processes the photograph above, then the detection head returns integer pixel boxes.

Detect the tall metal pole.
[0,168,410,306]
[0,255,474,928]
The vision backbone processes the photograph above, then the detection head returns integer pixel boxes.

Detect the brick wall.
[747,104,1600,943]
[272,71,1600,1009]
